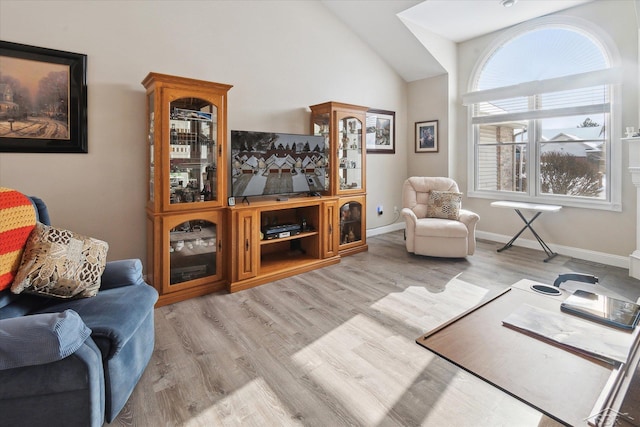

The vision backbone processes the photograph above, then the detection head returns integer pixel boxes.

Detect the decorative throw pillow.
[427,190,462,220]
[0,187,37,291]
[11,223,109,299]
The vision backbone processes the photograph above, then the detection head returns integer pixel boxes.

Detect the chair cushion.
[12,223,109,299]
[415,218,469,238]
[0,188,37,291]
[427,190,462,220]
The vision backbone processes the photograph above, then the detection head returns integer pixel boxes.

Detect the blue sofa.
[0,196,158,426]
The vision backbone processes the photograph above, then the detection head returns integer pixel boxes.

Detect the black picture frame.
[365,109,395,154]
[415,120,438,153]
[0,41,87,153]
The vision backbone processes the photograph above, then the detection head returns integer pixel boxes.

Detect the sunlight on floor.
[184,377,301,427]
[420,369,546,426]
[185,276,540,426]
[292,313,435,425]
[371,274,491,333]
[288,275,541,426]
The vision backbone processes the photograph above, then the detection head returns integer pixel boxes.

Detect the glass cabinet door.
[147,92,155,205]
[168,97,219,206]
[339,200,363,246]
[336,112,363,193]
[164,213,223,293]
[311,112,331,192]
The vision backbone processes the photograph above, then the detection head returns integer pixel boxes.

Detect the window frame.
[465,16,622,212]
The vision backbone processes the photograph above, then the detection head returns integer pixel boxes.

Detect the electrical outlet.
[377,205,383,215]
[394,206,398,214]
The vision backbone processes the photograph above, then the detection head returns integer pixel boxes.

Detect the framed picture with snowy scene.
[0,40,87,153]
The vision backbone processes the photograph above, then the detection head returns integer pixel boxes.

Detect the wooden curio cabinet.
[309,102,368,255]
[143,72,232,306]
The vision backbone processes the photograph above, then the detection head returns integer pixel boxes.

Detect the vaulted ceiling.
[320,0,595,82]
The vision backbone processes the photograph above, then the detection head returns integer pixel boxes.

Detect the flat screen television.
[231,130,328,198]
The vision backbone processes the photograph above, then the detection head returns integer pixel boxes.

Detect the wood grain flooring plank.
[110,232,640,427]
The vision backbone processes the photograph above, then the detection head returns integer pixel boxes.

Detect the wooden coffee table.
[416,279,640,426]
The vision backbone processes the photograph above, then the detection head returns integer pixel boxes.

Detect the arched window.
[464,19,621,210]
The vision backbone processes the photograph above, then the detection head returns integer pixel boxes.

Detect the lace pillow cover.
[12,222,109,298]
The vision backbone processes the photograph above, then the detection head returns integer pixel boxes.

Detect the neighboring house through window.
[464,17,622,211]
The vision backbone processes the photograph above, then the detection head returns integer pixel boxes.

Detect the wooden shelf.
[259,252,319,275]
[229,196,339,292]
[260,230,318,246]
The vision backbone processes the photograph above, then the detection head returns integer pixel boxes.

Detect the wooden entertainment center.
[143,73,368,306]
[228,196,341,293]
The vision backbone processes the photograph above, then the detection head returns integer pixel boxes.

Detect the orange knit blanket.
[0,188,37,291]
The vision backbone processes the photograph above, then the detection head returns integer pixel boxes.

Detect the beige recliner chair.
[401,177,480,257]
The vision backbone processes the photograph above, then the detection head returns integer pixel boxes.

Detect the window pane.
[540,114,607,142]
[539,144,605,198]
[477,28,608,91]
[538,115,606,199]
[478,122,528,144]
[477,143,527,192]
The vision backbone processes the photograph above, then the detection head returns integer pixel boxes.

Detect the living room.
[1,0,639,425]
[0,0,638,269]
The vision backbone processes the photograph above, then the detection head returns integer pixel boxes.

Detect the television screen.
[231,130,328,198]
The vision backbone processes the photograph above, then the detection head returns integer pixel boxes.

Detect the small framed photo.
[366,109,395,154]
[415,120,438,153]
[0,41,88,153]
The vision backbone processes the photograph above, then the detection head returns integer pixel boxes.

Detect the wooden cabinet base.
[155,280,227,307]
[229,256,340,293]
[339,243,368,257]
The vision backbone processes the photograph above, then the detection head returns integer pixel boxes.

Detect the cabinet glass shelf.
[168,99,218,204]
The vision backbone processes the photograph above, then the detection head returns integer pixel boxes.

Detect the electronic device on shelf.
[263,223,302,240]
[230,130,327,199]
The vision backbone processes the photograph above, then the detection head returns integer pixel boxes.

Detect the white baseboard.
[366,221,405,237]
[366,223,629,269]
[476,230,629,269]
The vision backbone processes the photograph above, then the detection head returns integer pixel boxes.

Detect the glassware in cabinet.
[309,101,367,197]
[162,212,224,294]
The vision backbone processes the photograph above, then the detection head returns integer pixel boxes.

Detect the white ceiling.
[321,0,594,82]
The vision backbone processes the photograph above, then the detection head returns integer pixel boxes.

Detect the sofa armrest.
[0,338,105,427]
[0,310,91,370]
[37,283,158,360]
[100,259,145,290]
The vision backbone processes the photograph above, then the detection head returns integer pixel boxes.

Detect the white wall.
[454,0,639,261]
[0,0,407,262]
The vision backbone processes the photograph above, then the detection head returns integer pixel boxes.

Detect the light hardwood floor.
[110,231,640,427]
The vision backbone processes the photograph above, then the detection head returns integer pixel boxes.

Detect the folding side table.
[490,201,562,262]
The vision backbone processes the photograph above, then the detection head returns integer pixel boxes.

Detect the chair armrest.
[458,209,480,228]
[100,259,145,290]
[459,209,480,255]
[0,310,91,370]
[401,208,418,224]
